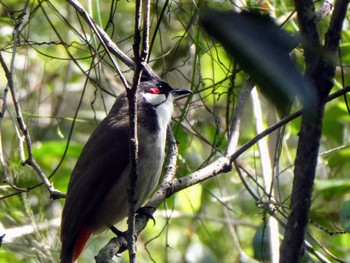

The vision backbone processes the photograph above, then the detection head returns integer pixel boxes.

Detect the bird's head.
[140,80,192,107]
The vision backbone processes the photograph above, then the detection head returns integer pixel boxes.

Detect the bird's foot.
[110,226,126,237]
[136,206,156,225]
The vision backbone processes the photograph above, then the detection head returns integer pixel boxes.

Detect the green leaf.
[199,9,316,115]
[314,179,350,199]
[340,200,350,231]
[32,140,83,190]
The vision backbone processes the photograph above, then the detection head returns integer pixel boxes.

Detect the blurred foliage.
[199,9,313,116]
[0,0,350,262]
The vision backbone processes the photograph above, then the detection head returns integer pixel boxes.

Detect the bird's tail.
[61,226,91,263]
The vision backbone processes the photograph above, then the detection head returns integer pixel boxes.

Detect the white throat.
[142,93,166,106]
[143,93,174,131]
[156,94,173,130]
[143,93,174,130]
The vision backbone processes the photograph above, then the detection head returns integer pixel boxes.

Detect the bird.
[60,78,191,263]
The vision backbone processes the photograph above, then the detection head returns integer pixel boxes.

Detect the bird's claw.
[136,206,156,225]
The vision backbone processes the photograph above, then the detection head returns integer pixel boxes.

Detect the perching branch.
[96,84,350,261]
[127,0,152,262]
[64,1,349,261]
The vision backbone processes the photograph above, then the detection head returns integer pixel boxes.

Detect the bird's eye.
[149,86,161,94]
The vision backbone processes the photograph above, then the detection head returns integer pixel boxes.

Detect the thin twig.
[236,163,340,263]
[226,78,254,156]
[0,64,9,179]
[154,85,349,201]
[163,127,179,182]
[148,0,170,60]
[126,0,148,261]
[251,88,280,263]
[66,0,129,89]
[66,0,160,81]
[95,127,180,262]
[315,0,334,22]
[95,84,350,260]
[141,0,151,62]
[280,1,349,261]
[0,8,63,198]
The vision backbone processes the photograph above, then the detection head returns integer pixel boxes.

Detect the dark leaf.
[199,9,316,115]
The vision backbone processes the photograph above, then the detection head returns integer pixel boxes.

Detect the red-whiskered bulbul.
[60,79,191,263]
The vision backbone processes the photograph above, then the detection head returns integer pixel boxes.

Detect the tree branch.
[95,82,350,262]
[279,1,349,261]
[67,0,159,81]
[66,0,129,89]
[64,2,350,261]
[294,0,322,70]
[126,0,152,262]
[324,0,349,53]
[95,127,179,262]
[226,78,254,156]
[0,10,64,200]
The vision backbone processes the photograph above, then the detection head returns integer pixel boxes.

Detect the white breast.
[154,94,174,132]
[135,93,174,207]
[95,95,174,230]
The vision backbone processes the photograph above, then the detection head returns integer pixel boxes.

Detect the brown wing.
[60,96,130,262]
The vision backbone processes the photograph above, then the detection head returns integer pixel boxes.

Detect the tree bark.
[279,1,349,261]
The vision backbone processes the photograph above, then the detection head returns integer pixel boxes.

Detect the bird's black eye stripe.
[149,83,164,94]
[144,81,173,95]
[159,82,174,93]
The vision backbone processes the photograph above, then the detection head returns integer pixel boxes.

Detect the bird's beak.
[172,88,192,96]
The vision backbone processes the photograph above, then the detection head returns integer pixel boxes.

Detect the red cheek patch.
[149,87,161,94]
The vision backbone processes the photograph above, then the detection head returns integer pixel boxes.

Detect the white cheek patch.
[143,93,167,106]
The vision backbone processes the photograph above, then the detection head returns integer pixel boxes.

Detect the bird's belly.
[94,133,165,232]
